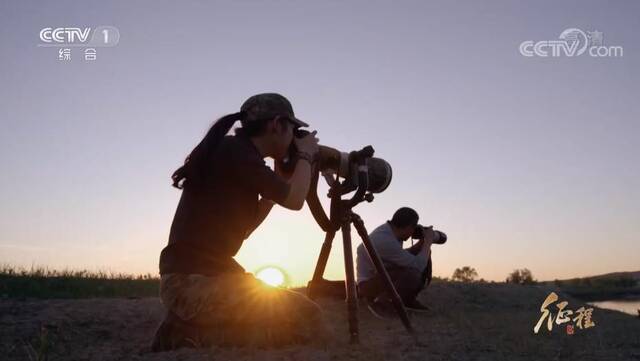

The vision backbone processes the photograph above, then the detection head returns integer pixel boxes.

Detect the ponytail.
[171,111,245,189]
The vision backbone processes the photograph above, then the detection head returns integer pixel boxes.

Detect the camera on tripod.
[279,129,393,194]
[411,225,448,244]
[291,128,423,342]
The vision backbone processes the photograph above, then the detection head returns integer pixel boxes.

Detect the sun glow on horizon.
[256,266,286,287]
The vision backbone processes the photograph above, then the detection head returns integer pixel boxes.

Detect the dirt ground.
[2,282,639,361]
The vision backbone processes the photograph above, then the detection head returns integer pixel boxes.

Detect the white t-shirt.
[356,222,431,284]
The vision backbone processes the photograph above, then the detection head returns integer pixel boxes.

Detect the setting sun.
[256,267,286,287]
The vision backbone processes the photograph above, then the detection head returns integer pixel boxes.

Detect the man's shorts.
[158,272,328,347]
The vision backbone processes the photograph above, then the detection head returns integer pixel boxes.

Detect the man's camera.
[412,225,448,244]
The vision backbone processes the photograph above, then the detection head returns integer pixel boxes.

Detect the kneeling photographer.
[356,207,447,317]
[152,93,328,351]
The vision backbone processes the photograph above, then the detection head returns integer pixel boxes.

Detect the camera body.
[412,225,447,244]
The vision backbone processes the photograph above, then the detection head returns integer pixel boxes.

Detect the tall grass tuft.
[0,265,159,299]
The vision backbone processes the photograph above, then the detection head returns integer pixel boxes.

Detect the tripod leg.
[341,219,359,344]
[308,231,336,299]
[352,214,416,336]
[311,231,336,282]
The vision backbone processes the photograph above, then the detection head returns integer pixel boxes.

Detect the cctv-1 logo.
[38,26,119,46]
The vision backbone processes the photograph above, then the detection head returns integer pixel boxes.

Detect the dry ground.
[2,282,639,361]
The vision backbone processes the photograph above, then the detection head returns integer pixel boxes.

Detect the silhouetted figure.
[151,93,328,351]
[356,207,444,317]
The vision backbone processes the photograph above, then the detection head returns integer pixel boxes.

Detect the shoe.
[405,299,431,313]
[150,311,201,352]
[366,296,396,320]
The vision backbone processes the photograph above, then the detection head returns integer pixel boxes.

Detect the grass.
[22,325,49,361]
[3,264,637,302]
[0,265,160,299]
[549,276,640,301]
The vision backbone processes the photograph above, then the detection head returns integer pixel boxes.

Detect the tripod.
[304,147,415,344]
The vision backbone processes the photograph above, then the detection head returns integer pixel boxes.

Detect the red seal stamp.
[566,324,574,335]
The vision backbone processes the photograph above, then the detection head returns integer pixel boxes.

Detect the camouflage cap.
[240,93,309,128]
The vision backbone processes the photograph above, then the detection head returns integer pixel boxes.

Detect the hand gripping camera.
[411,225,448,244]
[278,129,393,195]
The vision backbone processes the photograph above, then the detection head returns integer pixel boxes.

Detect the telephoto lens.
[412,225,448,244]
[281,129,393,193]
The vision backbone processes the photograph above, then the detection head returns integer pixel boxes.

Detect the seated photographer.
[152,93,329,351]
[356,207,445,316]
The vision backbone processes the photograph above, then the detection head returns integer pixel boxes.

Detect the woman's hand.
[294,130,319,157]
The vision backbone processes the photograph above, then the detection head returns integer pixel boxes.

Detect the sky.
[1,1,638,286]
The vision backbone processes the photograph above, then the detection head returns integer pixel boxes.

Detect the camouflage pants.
[156,272,329,348]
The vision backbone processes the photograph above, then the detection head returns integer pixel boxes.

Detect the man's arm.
[373,233,428,272]
[408,227,436,255]
[407,239,425,255]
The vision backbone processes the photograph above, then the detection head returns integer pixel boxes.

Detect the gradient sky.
[1,1,638,286]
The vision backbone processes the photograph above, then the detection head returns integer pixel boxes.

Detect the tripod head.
[306,145,391,232]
